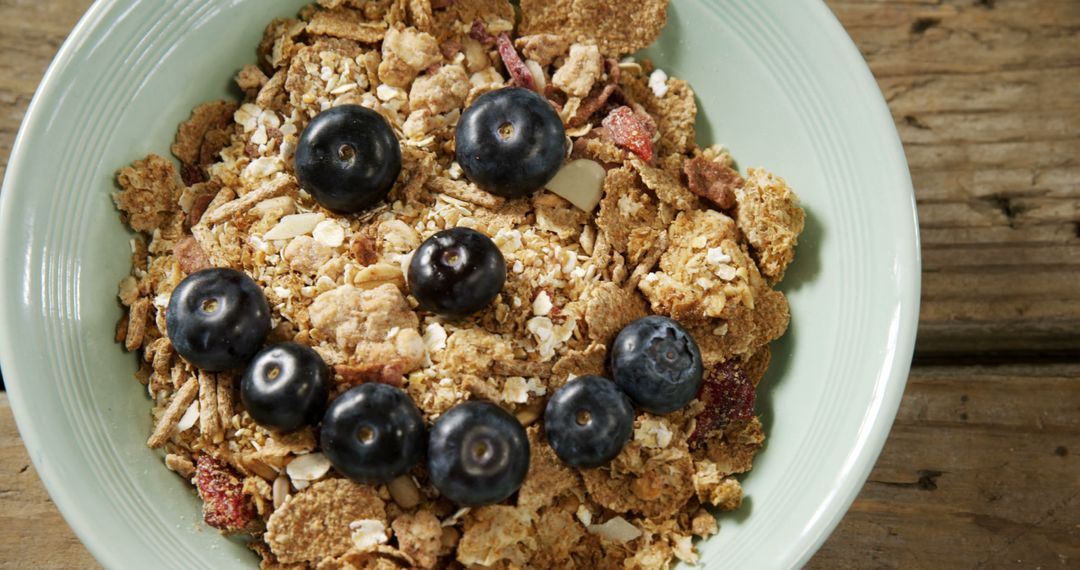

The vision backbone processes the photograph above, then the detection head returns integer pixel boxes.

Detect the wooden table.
[1,1,1077,568]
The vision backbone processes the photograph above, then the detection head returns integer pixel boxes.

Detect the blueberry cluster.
[163,95,707,508]
[542,316,704,468]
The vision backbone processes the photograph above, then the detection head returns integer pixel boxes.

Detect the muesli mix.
[112,0,805,568]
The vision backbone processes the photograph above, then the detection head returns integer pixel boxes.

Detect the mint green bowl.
[0,1,919,567]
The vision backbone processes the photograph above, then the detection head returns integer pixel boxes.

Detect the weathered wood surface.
[0,0,1078,568]
[0,394,98,569]
[810,365,1080,568]
[829,0,1080,357]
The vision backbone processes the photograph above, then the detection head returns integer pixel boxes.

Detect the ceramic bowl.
[0,0,919,567]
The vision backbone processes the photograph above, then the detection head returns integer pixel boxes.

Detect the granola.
[113,1,804,568]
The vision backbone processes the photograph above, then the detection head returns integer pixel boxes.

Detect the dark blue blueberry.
[408,227,506,318]
[455,87,566,198]
[544,375,634,468]
[165,268,271,371]
[427,401,529,506]
[611,316,704,415]
[240,342,330,433]
[321,383,426,485]
[295,105,402,213]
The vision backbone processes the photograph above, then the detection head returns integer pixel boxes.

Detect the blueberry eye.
[455,87,566,199]
[427,401,529,506]
[320,384,425,485]
[408,227,506,319]
[611,316,704,415]
[240,342,330,433]
[544,376,634,468]
[165,268,271,372]
[294,105,402,214]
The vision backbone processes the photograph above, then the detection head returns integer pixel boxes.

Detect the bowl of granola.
[0,0,919,568]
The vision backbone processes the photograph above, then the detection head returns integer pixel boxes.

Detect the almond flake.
[588,516,642,543]
[263,213,325,241]
[545,159,606,212]
[175,400,200,433]
[286,452,332,482]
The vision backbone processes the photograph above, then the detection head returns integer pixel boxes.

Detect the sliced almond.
[545,159,606,212]
[174,400,200,433]
[252,196,296,217]
[285,451,332,482]
[272,474,290,509]
[263,212,325,241]
[587,516,642,543]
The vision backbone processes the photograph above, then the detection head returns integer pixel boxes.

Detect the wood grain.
[0,0,1077,569]
[0,0,93,182]
[828,0,1080,357]
[0,394,98,569]
[810,365,1080,568]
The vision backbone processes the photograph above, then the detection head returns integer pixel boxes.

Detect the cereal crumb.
[114,155,181,233]
[266,478,387,564]
[391,511,442,568]
[734,168,805,282]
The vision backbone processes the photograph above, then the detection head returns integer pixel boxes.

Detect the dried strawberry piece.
[195,455,255,533]
[684,156,743,210]
[496,33,536,92]
[468,20,496,46]
[568,59,621,127]
[602,106,654,162]
[690,361,756,446]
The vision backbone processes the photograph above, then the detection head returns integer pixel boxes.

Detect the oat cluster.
[112,0,805,568]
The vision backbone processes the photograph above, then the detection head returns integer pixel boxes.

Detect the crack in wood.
[903,114,931,130]
[910,17,942,35]
[871,470,946,491]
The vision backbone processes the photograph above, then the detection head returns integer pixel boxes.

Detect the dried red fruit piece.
[690,360,756,446]
[602,106,654,162]
[468,20,495,46]
[496,33,536,92]
[684,156,743,210]
[187,193,214,227]
[568,58,620,127]
[195,455,255,533]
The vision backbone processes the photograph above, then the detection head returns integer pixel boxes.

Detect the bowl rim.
[780,1,920,565]
[0,1,920,568]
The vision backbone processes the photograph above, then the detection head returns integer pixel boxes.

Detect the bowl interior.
[0,0,918,568]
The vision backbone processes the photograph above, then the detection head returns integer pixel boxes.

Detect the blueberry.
[295,105,402,213]
[544,376,634,468]
[455,87,566,198]
[165,268,271,371]
[408,227,506,318]
[240,342,330,433]
[427,401,529,506]
[611,316,704,415]
[321,383,426,485]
